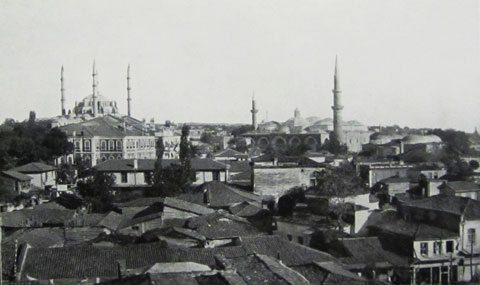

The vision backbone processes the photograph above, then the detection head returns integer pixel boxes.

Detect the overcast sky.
[1,0,479,131]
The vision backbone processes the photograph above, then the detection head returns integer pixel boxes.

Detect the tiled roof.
[164,197,215,215]
[177,181,260,208]
[115,197,164,208]
[223,254,309,284]
[3,228,64,248]
[94,158,227,172]
[331,237,410,268]
[401,195,480,218]
[13,162,56,174]
[253,154,323,167]
[185,212,264,239]
[214,148,248,159]
[0,209,76,228]
[60,115,148,138]
[361,210,459,241]
[439,181,480,192]
[18,235,335,281]
[1,170,32,181]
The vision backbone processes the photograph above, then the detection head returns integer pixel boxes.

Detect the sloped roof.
[214,148,248,159]
[223,254,310,285]
[402,195,480,218]
[13,162,57,174]
[3,228,64,248]
[0,209,76,228]
[94,158,227,172]
[18,235,335,281]
[60,115,149,137]
[177,181,260,208]
[332,237,410,268]
[164,197,215,215]
[439,181,480,192]
[185,211,263,239]
[1,170,32,181]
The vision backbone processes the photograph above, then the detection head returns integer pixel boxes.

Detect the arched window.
[102,156,107,162]
[101,141,107,151]
[84,140,91,152]
[116,140,122,150]
[109,140,114,151]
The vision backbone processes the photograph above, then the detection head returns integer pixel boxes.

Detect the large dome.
[74,94,119,116]
[370,133,404,145]
[402,134,442,144]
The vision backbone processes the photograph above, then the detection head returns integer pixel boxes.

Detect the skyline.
[1,0,479,131]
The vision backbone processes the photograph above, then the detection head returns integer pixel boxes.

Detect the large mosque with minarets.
[51,62,136,128]
[244,57,372,153]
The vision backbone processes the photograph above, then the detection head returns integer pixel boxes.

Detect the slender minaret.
[332,56,344,143]
[92,61,98,117]
[251,92,258,130]
[60,65,66,116]
[127,64,132,117]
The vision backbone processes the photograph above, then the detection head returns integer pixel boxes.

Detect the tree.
[311,163,367,227]
[77,170,115,213]
[146,129,194,197]
[320,134,348,155]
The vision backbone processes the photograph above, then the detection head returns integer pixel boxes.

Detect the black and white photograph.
[0,0,479,284]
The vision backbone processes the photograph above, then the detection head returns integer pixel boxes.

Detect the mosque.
[51,62,133,127]
[244,57,372,153]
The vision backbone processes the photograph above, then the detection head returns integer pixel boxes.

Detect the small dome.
[258,121,281,132]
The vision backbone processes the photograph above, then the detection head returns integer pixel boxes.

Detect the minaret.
[60,65,66,116]
[92,61,98,117]
[251,92,258,130]
[127,64,132,117]
[332,56,344,143]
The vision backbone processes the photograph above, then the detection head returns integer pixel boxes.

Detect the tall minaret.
[332,56,344,143]
[60,65,66,116]
[92,61,98,117]
[251,92,258,130]
[127,64,132,117]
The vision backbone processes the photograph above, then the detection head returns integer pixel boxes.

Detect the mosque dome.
[402,134,442,144]
[258,121,281,132]
[74,94,119,116]
[370,133,404,145]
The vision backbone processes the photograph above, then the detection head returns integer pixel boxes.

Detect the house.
[398,195,480,282]
[360,163,412,188]
[59,115,157,166]
[374,176,411,199]
[407,165,447,182]
[12,162,57,190]
[0,170,32,194]
[94,158,229,188]
[252,155,325,200]
[439,181,480,200]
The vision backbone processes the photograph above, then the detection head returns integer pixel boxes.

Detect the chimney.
[116,259,126,279]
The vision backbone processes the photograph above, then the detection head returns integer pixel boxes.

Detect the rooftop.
[13,162,57,174]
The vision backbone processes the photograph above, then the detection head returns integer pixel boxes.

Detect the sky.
[0,0,479,131]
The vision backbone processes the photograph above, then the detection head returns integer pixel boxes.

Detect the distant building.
[439,181,480,200]
[243,57,372,153]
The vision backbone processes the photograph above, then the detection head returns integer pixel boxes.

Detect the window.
[84,140,91,152]
[287,235,292,241]
[121,173,128,183]
[420,242,428,256]
[101,141,107,151]
[116,140,122,150]
[434,241,442,255]
[213,171,220,181]
[298,236,304,245]
[75,141,81,152]
[109,140,114,151]
[446,241,454,253]
[468,228,476,245]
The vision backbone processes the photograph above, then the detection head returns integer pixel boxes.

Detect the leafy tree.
[320,134,348,155]
[277,187,306,216]
[56,163,77,184]
[311,163,367,227]
[77,170,115,213]
[230,125,254,137]
[0,178,18,202]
